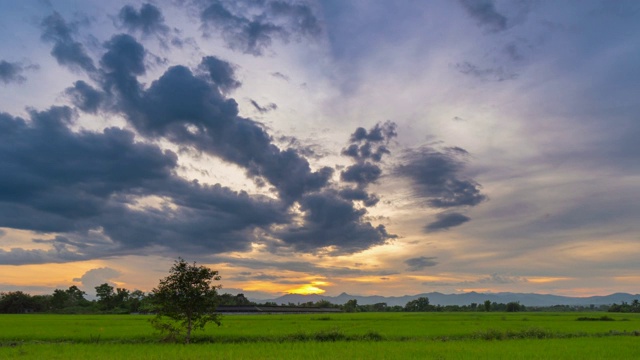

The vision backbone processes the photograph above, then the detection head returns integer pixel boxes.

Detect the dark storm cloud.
[458,0,508,32]
[197,0,322,56]
[425,212,471,232]
[395,146,486,208]
[0,107,290,265]
[340,121,396,189]
[274,190,396,254]
[40,12,96,73]
[338,188,379,207]
[405,256,438,271]
[344,121,397,162]
[0,107,174,234]
[118,3,169,36]
[0,246,88,265]
[338,122,397,210]
[198,56,241,93]
[0,4,396,261]
[99,35,331,202]
[250,99,277,114]
[65,81,104,113]
[0,60,37,84]
[101,34,146,77]
[340,162,382,186]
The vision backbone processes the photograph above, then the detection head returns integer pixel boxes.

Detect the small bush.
[474,329,504,340]
[474,328,555,340]
[576,316,615,321]
[313,329,346,342]
[360,331,384,341]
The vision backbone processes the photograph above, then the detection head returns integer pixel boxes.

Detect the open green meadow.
[1,312,639,359]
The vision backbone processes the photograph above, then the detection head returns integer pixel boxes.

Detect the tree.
[404,297,432,312]
[343,299,359,312]
[0,291,35,313]
[506,301,522,312]
[218,293,252,306]
[95,283,115,310]
[114,288,130,310]
[128,290,147,313]
[484,300,491,312]
[51,286,90,311]
[150,258,222,343]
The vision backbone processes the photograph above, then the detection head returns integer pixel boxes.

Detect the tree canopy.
[149,258,222,343]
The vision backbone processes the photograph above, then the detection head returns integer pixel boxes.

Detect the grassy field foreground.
[1,312,639,359]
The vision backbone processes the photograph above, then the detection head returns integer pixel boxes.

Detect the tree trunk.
[186,316,192,344]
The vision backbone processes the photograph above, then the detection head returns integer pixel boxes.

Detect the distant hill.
[254,292,640,307]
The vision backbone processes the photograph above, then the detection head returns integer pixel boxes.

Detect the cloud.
[73,267,121,291]
[215,256,397,277]
[40,12,96,73]
[339,121,397,204]
[271,72,290,81]
[198,56,242,93]
[455,61,517,81]
[250,99,278,114]
[405,256,438,271]
[338,188,379,207]
[477,273,528,284]
[65,81,104,113]
[197,0,322,56]
[200,1,286,56]
[100,34,146,79]
[342,121,397,162]
[0,246,88,265]
[425,212,471,232]
[0,107,174,231]
[99,36,332,202]
[0,107,291,263]
[340,162,382,186]
[274,190,396,254]
[0,60,37,84]
[458,0,508,32]
[422,273,528,287]
[268,1,322,37]
[117,3,169,36]
[395,146,486,208]
[0,28,395,261]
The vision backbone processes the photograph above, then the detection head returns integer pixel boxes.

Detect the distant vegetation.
[2,290,638,314]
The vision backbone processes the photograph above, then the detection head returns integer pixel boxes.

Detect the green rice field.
[1,312,639,359]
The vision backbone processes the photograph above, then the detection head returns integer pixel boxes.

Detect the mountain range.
[255,292,640,307]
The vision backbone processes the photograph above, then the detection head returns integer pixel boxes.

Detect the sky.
[1,0,639,300]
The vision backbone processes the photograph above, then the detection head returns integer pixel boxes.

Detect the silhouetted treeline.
[340,297,529,313]
[0,285,152,314]
[2,289,636,314]
[608,300,640,313]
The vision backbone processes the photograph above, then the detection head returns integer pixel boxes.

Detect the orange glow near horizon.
[287,281,328,295]
[527,277,573,284]
[0,261,111,291]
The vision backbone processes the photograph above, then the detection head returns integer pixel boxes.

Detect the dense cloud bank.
[0,1,490,265]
